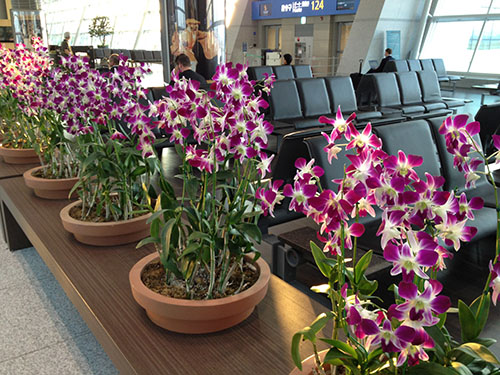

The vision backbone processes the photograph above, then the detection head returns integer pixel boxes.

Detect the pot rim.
[0,145,37,154]
[129,252,271,308]
[23,166,79,183]
[60,199,152,228]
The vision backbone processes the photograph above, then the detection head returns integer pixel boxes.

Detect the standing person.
[368,48,394,73]
[171,53,207,86]
[60,32,73,57]
[283,53,293,65]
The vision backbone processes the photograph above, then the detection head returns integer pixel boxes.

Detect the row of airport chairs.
[248,65,313,81]
[384,58,461,83]
[90,48,162,63]
[267,70,464,137]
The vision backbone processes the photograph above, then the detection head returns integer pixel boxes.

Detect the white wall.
[337,0,425,76]
[226,0,261,66]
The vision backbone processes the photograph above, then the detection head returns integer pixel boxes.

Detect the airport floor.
[0,86,495,374]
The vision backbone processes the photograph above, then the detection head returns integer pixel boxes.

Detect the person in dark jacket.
[171,53,207,86]
[283,53,293,65]
[368,48,394,73]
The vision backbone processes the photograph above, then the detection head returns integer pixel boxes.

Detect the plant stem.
[312,342,327,375]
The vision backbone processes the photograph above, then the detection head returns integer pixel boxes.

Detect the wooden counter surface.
[0,176,329,374]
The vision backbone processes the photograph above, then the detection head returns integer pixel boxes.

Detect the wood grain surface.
[0,176,329,375]
[0,157,39,179]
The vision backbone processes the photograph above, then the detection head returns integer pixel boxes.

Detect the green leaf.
[320,258,339,268]
[150,218,160,238]
[366,347,383,363]
[454,343,500,365]
[450,362,474,375]
[319,339,358,359]
[291,333,304,370]
[357,275,378,296]
[458,300,477,342]
[323,347,351,362]
[185,177,199,199]
[160,218,177,260]
[163,258,182,278]
[425,325,449,361]
[187,231,211,242]
[405,362,458,375]
[180,243,200,258]
[238,223,262,243]
[136,237,159,248]
[305,312,334,340]
[82,152,99,170]
[310,241,330,278]
[354,250,372,284]
[472,293,490,339]
[473,337,497,348]
[147,209,168,224]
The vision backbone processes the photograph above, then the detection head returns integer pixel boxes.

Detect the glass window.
[420,0,500,74]
[434,0,492,16]
[420,20,482,72]
[490,0,500,13]
[41,0,161,50]
[469,20,500,73]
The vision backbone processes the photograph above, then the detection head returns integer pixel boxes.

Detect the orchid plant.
[51,54,158,221]
[0,40,52,151]
[138,63,274,299]
[259,111,500,374]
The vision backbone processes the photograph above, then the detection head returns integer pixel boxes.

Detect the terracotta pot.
[129,253,271,334]
[60,200,151,246]
[23,166,79,200]
[0,145,39,164]
[290,350,331,375]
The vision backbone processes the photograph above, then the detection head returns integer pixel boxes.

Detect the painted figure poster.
[167,0,225,80]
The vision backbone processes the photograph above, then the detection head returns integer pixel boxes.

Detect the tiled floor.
[0,235,117,375]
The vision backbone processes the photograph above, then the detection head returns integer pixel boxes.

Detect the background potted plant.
[20,38,80,198]
[129,64,275,333]
[0,42,47,164]
[258,112,500,374]
[88,16,114,48]
[57,55,158,246]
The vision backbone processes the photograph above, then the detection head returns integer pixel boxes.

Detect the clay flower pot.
[0,145,39,164]
[129,253,271,334]
[23,166,79,200]
[60,200,151,246]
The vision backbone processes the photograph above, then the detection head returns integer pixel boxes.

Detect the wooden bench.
[0,152,330,374]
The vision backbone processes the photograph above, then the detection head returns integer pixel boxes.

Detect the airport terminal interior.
[1,0,500,374]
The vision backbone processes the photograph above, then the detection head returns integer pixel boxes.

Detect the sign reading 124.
[311,0,324,11]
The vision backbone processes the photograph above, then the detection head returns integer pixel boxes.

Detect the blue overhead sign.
[252,0,359,20]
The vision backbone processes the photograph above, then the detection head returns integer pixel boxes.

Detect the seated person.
[171,53,207,86]
[283,53,293,65]
[108,53,120,69]
[367,48,394,73]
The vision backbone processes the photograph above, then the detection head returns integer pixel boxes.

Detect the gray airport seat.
[273,65,295,80]
[248,66,274,81]
[323,76,383,122]
[383,60,409,72]
[372,73,425,115]
[293,65,313,78]
[407,59,422,71]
